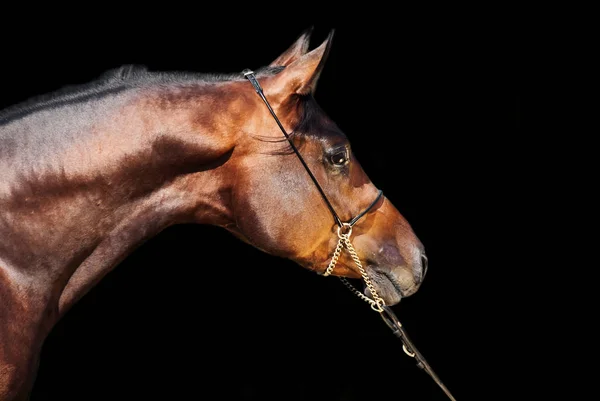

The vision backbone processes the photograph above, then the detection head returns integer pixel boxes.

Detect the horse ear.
[269,27,313,67]
[265,30,334,98]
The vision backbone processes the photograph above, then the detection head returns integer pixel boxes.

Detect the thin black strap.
[380,306,458,401]
[348,190,383,227]
[243,69,344,227]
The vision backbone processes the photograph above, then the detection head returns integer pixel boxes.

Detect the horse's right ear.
[269,27,313,67]
[263,30,334,101]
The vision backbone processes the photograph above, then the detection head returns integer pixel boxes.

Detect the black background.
[1,7,521,401]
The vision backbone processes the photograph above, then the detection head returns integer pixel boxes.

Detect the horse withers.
[0,29,425,400]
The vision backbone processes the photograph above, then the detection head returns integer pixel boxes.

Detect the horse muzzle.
[363,243,428,306]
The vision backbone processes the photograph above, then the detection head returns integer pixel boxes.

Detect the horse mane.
[0,65,284,125]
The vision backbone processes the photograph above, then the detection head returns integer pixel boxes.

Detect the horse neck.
[0,81,245,278]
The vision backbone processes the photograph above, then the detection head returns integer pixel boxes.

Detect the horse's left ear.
[264,30,334,99]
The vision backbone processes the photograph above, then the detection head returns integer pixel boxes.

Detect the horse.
[0,29,427,400]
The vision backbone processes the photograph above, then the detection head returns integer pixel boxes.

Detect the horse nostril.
[421,254,429,279]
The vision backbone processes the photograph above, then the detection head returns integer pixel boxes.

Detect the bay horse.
[0,29,427,400]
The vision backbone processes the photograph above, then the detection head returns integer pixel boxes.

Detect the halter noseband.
[243,69,457,401]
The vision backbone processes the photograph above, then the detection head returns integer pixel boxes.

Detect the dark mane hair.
[0,65,284,125]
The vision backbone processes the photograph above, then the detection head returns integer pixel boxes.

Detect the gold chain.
[322,223,385,312]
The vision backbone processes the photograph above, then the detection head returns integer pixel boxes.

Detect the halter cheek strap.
[242,69,382,230]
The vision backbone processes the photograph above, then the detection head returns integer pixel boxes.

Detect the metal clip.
[242,69,263,93]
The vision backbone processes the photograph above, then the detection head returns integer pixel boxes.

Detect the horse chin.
[364,270,407,306]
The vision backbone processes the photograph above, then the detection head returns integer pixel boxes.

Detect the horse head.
[222,30,426,305]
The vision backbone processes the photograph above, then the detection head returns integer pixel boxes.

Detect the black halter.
[242,69,383,229]
[243,69,457,401]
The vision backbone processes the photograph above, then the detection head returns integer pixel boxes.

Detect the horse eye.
[329,151,348,166]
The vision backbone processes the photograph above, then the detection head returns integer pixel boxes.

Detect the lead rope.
[243,69,457,401]
[325,223,458,401]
